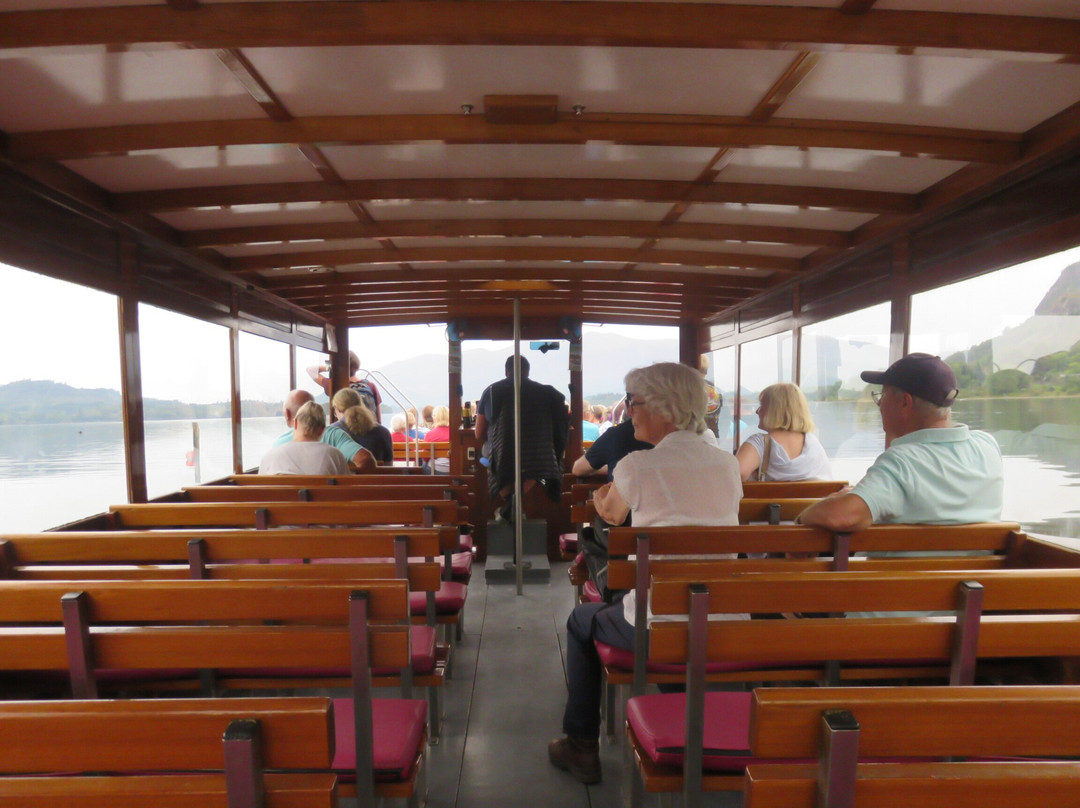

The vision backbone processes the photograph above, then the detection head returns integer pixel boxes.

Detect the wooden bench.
[623,566,1080,802]
[103,500,467,529]
[393,441,451,464]
[0,528,466,728]
[743,686,1080,808]
[180,483,471,504]
[568,497,821,530]
[0,580,427,806]
[596,523,1030,738]
[0,697,339,808]
[740,480,847,499]
[230,473,473,487]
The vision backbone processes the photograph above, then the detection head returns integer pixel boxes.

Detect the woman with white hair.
[549,362,742,784]
[258,401,348,475]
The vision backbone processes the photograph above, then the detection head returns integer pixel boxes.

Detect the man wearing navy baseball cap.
[798,353,1003,532]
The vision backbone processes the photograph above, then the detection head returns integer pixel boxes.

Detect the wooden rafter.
[262,266,772,293]
[227,245,801,274]
[6,114,1020,163]
[181,219,851,249]
[2,3,1078,59]
[113,178,917,214]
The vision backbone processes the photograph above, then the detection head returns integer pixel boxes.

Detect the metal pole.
[513,298,523,595]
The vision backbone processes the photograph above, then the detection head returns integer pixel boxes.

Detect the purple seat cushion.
[458,533,474,552]
[626,691,755,770]
[411,551,472,579]
[582,580,602,603]
[409,580,468,615]
[331,697,427,781]
[595,642,771,675]
[559,533,578,553]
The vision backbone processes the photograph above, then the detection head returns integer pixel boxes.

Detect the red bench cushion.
[332,697,427,781]
[409,580,468,615]
[559,533,578,554]
[626,691,754,770]
[582,581,602,603]
[595,642,772,675]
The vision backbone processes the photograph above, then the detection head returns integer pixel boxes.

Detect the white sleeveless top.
[744,431,833,481]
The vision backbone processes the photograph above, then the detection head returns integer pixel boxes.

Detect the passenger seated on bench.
[798,353,1003,532]
[735,382,833,482]
[548,362,743,785]
[258,401,349,475]
[270,389,376,472]
[332,388,394,466]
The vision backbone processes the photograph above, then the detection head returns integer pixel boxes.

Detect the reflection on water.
[2,403,1078,537]
[0,417,282,531]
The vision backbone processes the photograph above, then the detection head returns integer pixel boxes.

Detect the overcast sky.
[3,242,1078,403]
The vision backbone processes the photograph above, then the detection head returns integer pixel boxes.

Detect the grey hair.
[390,413,407,433]
[911,394,952,423]
[293,400,327,437]
[623,362,707,434]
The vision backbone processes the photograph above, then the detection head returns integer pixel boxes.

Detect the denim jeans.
[561,600,635,739]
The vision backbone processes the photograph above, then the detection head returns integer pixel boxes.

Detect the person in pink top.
[423,406,451,443]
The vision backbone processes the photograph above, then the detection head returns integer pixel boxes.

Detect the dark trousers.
[562,601,635,739]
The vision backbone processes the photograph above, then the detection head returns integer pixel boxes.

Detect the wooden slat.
[7,114,1018,164]
[744,761,1080,808]
[749,686,1080,757]
[111,178,918,215]
[2,3,1077,59]
[181,218,852,249]
[0,772,338,808]
[0,697,333,771]
[108,500,463,527]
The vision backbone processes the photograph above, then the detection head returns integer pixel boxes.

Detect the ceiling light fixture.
[573,104,586,117]
[461,104,473,115]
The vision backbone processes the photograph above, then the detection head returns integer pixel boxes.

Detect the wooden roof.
[2,0,1080,328]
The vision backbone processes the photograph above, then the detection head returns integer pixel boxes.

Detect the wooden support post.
[818,709,860,808]
[950,581,985,686]
[61,591,98,699]
[117,237,148,504]
[223,719,265,808]
[349,590,377,808]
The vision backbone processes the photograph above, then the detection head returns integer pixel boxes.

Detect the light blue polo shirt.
[272,425,365,464]
[851,424,1003,525]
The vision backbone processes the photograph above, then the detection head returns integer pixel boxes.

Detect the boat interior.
[3,2,1080,807]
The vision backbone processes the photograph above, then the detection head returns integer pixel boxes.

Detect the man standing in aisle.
[475,355,569,519]
[798,353,1003,530]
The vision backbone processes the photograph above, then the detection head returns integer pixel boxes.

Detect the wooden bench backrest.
[740,480,848,499]
[182,484,468,503]
[393,441,450,461]
[2,527,455,562]
[0,697,334,772]
[748,685,1080,758]
[230,474,469,486]
[648,568,1080,667]
[608,522,1023,556]
[0,578,410,626]
[743,687,1080,808]
[107,500,464,528]
[0,772,340,808]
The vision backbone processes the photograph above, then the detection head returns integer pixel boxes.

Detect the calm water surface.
[1,401,1078,536]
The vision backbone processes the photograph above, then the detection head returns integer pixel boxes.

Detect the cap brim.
[860,370,888,384]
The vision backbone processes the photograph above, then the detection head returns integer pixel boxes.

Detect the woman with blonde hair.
[334,392,394,466]
[735,382,832,481]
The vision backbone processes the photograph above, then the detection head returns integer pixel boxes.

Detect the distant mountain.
[0,380,280,425]
[375,332,679,412]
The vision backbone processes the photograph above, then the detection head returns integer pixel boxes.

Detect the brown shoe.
[548,735,601,784]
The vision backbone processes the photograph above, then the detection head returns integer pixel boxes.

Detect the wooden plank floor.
[417,559,742,808]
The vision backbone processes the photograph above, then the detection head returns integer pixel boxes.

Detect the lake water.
[1,400,1078,537]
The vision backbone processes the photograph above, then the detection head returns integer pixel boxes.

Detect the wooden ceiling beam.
[227,245,799,273]
[261,265,774,291]
[282,284,741,306]
[182,218,851,249]
[3,3,1077,59]
[114,178,916,214]
[8,114,1018,164]
[299,288,735,308]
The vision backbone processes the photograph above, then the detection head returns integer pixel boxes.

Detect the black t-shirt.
[583,420,652,482]
[355,424,394,464]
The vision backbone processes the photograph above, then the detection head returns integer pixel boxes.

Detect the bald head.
[283,389,315,427]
